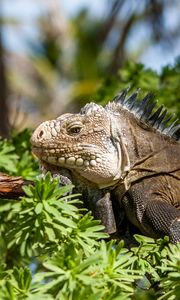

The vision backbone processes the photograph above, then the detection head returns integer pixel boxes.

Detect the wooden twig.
[109,14,135,73]
[0,172,33,200]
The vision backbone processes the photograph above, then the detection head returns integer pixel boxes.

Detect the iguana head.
[31,91,180,189]
[31,103,129,188]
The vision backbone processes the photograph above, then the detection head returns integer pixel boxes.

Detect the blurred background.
[0,0,180,137]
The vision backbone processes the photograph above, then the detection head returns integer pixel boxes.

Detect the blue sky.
[2,0,180,72]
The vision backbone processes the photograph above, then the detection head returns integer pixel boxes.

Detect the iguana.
[31,91,180,243]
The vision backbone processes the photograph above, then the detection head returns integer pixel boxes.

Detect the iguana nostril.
[39,130,44,139]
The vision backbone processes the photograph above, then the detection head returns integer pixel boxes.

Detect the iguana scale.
[31,91,180,243]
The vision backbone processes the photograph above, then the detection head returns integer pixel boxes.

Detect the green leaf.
[35,203,43,215]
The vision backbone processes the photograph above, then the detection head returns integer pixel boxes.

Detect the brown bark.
[0,172,33,199]
[0,22,9,137]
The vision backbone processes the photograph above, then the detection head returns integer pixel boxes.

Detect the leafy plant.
[4,174,106,258]
[34,240,141,300]
[158,243,180,299]
[0,169,179,299]
[0,266,52,300]
[94,60,180,119]
[0,139,18,174]
[0,129,39,179]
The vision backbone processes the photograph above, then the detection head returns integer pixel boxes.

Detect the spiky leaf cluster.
[0,129,39,180]
[3,174,107,258]
[0,172,179,300]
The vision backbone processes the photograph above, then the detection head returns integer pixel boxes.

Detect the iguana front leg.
[121,175,180,243]
[77,185,117,234]
[92,192,117,234]
[60,173,117,234]
[143,200,180,243]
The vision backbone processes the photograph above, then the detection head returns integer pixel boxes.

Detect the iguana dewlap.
[31,91,180,243]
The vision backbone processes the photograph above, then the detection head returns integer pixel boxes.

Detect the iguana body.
[31,91,180,243]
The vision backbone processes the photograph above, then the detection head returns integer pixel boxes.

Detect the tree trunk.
[0,19,9,137]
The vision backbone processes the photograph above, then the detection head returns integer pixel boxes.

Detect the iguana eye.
[67,126,82,135]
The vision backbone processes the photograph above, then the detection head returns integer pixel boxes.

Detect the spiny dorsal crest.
[107,89,180,141]
[80,102,105,115]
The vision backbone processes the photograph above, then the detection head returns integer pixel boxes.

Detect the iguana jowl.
[31,91,180,243]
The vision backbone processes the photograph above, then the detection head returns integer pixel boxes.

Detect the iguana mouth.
[32,144,102,169]
[31,145,72,184]
[38,158,73,186]
[32,147,43,158]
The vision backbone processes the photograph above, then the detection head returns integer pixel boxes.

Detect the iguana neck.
[114,111,175,169]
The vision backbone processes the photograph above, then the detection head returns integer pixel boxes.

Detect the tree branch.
[109,13,136,74]
[0,172,33,200]
[99,0,124,44]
